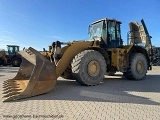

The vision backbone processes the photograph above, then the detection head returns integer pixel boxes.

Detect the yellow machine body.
[2,18,152,102]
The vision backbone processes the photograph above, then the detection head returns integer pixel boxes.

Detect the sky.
[0,0,160,50]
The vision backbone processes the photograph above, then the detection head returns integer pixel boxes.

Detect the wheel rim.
[13,60,18,65]
[136,60,144,73]
[87,60,100,77]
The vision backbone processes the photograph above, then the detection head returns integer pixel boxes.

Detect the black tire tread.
[71,50,106,85]
[123,53,147,80]
[11,57,21,67]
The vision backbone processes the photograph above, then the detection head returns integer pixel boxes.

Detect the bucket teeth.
[3,83,13,86]
[2,47,57,102]
[3,82,18,85]
[3,85,19,89]
[3,80,17,85]
[3,87,20,91]
[2,79,21,99]
[3,92,21,98]
[3,88,22,94]
[3,80,17,83]
[3,95,20,102]
[3,83,19,88]
[3,86,20,91]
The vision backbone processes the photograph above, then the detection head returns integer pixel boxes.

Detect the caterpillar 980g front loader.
[3,18,153,102]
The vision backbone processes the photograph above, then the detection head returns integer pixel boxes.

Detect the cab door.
[107,21,122,48]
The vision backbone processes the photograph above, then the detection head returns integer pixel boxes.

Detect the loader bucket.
[3,47,57,102]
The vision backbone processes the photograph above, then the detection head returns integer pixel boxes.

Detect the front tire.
[123,53,147,80]
[11,58,21,67]
[71,50,106,85]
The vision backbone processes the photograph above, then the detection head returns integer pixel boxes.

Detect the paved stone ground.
[0,66,160,120]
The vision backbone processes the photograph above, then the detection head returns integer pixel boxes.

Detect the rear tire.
[123,53,147,80]
[11,58,21,67]
[71,50,106,85]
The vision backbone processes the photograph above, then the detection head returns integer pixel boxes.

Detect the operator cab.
[7,45,20,55]
[89,18,123,48]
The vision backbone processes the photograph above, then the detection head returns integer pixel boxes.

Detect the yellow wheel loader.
[3,18,153,102]
[0,45,22,67]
